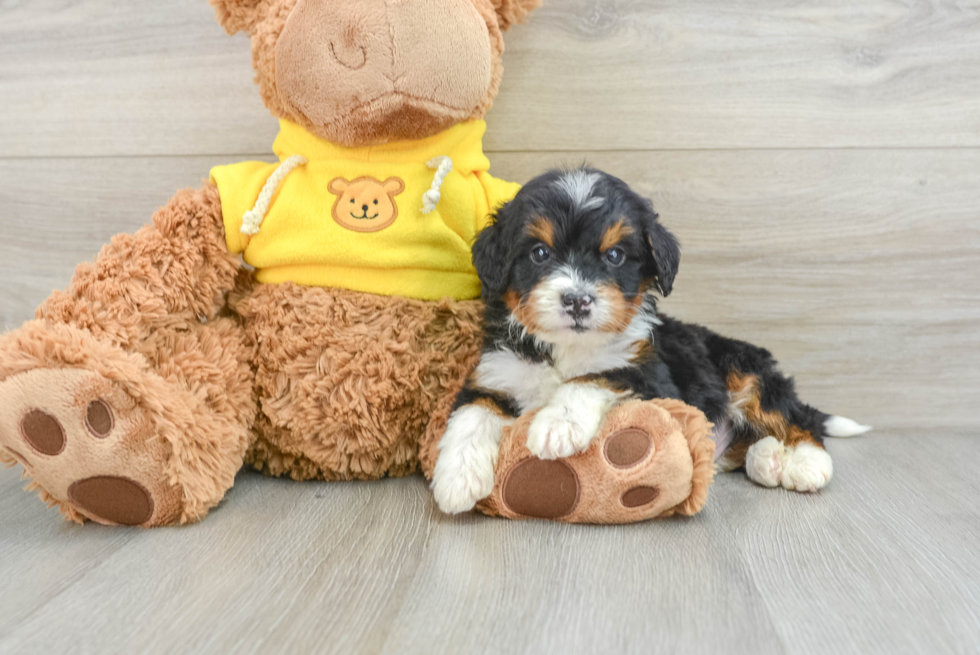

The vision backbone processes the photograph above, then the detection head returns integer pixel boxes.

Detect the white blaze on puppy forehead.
[554,170,605,211]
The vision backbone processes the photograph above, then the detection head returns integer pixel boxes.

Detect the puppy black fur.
[459,167,841,467]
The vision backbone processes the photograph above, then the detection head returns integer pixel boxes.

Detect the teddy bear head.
[210,0,541,147]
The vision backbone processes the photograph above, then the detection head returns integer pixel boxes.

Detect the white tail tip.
[824,415,872,438]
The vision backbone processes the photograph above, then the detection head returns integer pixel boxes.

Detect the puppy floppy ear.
[638,202,680,297]
[209,0,268,35]
[472,217,512,299]
[488,0,542,31]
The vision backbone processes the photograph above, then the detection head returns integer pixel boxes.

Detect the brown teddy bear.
[0,0,715,527]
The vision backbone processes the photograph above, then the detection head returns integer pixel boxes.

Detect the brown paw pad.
[501,458,580,519]
[85,400,114,438]
[20,410,66,456]
[604,428,654,468]
[622,486,660,508]
[68,476,154,526]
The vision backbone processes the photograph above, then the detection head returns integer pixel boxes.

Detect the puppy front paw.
[432,456,495,514]
[526,404,603,460]
[431,403,507,515]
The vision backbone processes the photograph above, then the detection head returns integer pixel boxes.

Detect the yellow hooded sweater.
[210,119,520,301]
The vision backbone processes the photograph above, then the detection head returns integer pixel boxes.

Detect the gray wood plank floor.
[1,1,978,653]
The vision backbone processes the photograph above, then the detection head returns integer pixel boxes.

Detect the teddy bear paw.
[0,368,181,526]
[482,400,712,523]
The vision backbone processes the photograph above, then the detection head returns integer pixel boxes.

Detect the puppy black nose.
[561,292,594,318]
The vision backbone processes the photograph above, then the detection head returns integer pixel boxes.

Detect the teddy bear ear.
[209,0,268,35]
[648,399,716,517]
[489,0,542,31]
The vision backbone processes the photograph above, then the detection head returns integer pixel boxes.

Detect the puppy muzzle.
[561,292,594,320]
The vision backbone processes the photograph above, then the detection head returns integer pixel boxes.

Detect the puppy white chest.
[474,349,562,413]
[545,315,654,379]
[550,340,630,379]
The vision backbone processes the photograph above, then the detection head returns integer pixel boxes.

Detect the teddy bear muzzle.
[274,0,494,141]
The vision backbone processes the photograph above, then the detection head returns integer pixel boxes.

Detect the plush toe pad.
[85,400,114,438]
[604,428,654,468]
[21,410,67,456]
[621,486,660,508]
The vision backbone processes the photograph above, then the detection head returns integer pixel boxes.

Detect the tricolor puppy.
[432,167,870,515]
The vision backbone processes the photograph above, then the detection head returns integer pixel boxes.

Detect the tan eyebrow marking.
[526,216,556,247]
[600,218,635,252]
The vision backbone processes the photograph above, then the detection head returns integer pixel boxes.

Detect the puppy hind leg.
[743,429,833,493]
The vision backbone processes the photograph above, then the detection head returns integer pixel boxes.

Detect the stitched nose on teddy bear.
[329,29,368,71]
[275,0,494,143]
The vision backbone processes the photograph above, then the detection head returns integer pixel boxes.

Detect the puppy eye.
[605,247,626,267]
[530,244,552,264]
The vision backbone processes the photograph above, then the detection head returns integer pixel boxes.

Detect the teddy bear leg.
[475,399,717,524]
[0,184,256,526]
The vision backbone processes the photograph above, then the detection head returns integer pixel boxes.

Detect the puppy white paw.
[432,457,495,514]
[745,436,785,488]
[431,404,508,515]
[525,383,619,460]
[527,404,610,461]
[746,437,833,493]
[780,443,833,493]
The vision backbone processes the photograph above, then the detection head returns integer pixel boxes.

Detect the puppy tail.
[823,415,872,438]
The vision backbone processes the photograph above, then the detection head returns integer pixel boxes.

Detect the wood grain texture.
[1,431,978,655]
[2,0,979,156]
[1,0,979,653]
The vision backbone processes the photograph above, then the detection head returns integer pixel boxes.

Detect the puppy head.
[474,167,679,339]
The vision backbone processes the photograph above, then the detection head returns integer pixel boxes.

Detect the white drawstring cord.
[241,155,308,235]
[421,156,453,214]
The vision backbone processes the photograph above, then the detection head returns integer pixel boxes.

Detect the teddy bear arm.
[35,182,242,347]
